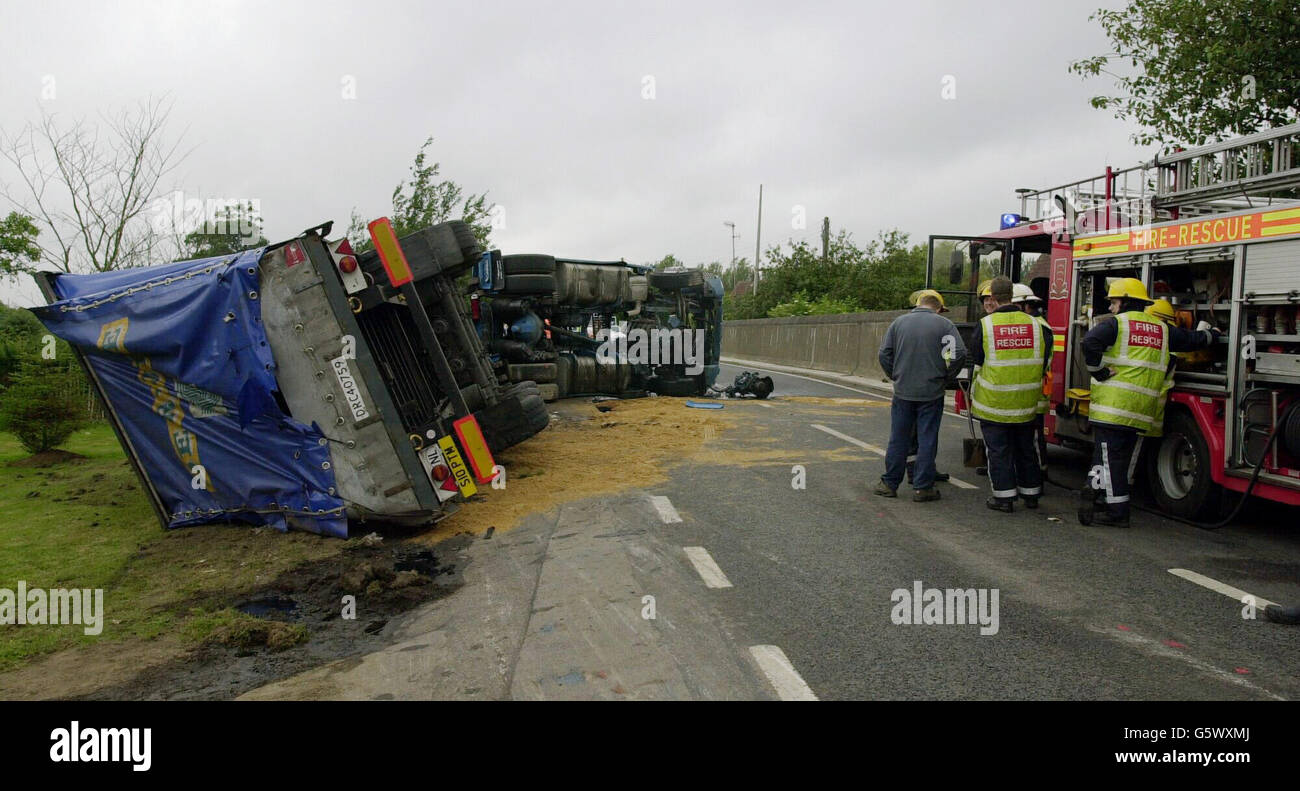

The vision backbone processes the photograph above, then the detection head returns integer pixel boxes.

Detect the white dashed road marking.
[683,546,733,589]
[945,475,977,489]
[749,645,818,700]
[648,495,682,523]
[1168,568,1278,609]
[810,424,885,456]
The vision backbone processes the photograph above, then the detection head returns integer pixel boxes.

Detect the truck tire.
[451,221,482,263]
[502,254,556,275]
[501,273,557,295]
[428,222,470,276]
[1146,409,1221,519]
[647,375,703,397]
[504,380,541,402]
[648,270,704,290]
[476,394,550,451]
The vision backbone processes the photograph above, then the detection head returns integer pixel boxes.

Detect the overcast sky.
[0,0,1141,307]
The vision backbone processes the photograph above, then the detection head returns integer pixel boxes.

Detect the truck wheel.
[502,254,556,275]
[476,394,551,451]
[503,380,541,403]
[648,375,703,397]
[1147,410,1221,519]
[428,222,470,276]
[501,273,557,295]
[451,221,482,263]
[648,270,704,290]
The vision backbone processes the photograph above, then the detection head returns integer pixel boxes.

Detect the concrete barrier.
[721,310,908,381]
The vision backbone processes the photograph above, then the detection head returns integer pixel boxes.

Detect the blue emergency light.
[1000,213,1022,229]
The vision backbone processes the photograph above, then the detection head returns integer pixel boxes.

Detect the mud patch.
[6,449,88,468]
[66,541,464,700]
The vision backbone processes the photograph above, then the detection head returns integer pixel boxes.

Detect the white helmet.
[1011,283,1041,304]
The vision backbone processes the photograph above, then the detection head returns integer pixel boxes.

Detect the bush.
[0,362,86,454]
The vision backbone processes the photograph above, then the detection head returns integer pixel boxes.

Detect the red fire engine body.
[930,123,1300,520]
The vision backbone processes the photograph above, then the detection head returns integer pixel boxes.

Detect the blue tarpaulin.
[31,249,347,536]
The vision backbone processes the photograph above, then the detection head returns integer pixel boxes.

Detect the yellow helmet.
[977,279,994,298]
[910,288,948,312]
[1107,277,1152,303]
[1146,298,1177,324]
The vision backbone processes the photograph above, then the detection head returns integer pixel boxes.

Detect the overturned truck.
[32,220,549,537]
[473,255,724,399]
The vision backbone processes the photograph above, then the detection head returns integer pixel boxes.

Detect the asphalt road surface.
[248,363,1300,700]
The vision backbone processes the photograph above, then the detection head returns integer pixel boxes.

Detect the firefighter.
[1013,283,1052,473]
[969,279,998,477]
[978,279,997,315]
[969,276,1050,512]
[1079,279,1218,527]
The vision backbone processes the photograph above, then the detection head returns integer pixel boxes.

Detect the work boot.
[913,488,941,502]
[1077,487,1097,526]
[1264,604,1300,625]
[874,481,897,498]
[906,463,950,484]
[976,466,988,477]
[1022,495,1039,510]
[1091,509,1131,528]
[985,496,1013,513]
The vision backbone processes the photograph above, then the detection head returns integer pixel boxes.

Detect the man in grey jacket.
[875,290,966,501]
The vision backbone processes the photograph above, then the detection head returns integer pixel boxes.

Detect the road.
[244,362,1300,700]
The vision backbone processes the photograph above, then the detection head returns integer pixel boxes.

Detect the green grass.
[0,424,343,673]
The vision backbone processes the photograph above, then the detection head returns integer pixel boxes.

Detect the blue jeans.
[883,397,944,490]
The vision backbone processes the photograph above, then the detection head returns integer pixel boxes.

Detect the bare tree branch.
[0,97,188,274]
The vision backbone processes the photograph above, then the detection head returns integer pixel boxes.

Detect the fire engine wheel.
[502,254,556,275]
[1147,410,1221,519]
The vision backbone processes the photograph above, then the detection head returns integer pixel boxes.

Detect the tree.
[348,137,494,250]
[0,358,85,453]
[753,227,927,318]
[182,201,268,259]
[0,211,41,278]
[1070,0,1300,146]
[651,254,683,271]
[0,98,187,273]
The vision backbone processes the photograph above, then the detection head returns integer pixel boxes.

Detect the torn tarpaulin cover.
[31,249,347,536]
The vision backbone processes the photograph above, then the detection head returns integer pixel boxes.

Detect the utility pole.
[821,216,830,263]
[754,184,763,293]
[723,220,738,291]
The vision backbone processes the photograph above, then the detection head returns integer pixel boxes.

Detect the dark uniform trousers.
[1090,424,1139,518]
[980,419,1043,501]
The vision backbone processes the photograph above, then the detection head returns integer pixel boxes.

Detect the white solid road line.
[1168,568,1278,609]
[648,495,683,524]
[810,424,885,456]
[683,546,734,589]
[749,645,818,701]
[812,424,977,489]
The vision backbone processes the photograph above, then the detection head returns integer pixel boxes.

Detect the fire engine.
[928,122,1300,521]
